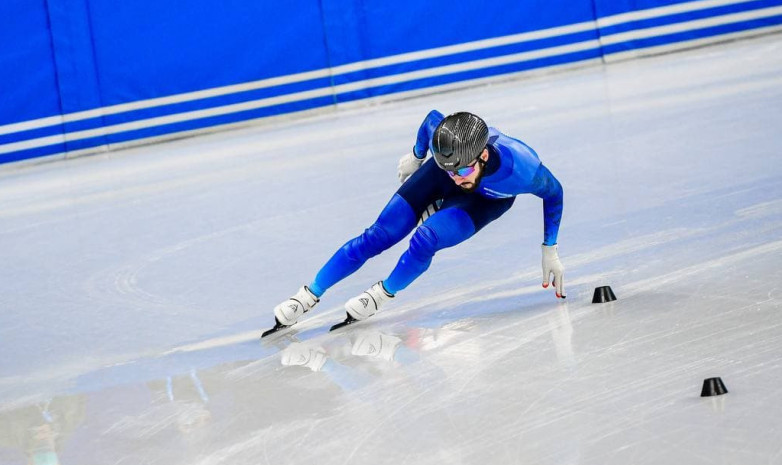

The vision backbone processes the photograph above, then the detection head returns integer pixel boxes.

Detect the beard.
[459,182,477,193]
[458,169,485,193]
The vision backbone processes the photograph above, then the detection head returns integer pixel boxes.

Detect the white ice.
[1,34,782,465]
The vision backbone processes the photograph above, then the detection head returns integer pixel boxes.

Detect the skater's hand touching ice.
[542,244,565,299]
[398,151,424,183]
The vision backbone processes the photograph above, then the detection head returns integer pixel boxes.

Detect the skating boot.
[346,282,394,319]
[274,285,319,325]
[262,286,319,338]
[330,282,394,331]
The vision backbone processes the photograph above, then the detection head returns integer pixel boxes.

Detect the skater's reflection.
[350,330,419,365]
[279,329,420,371]
[166,369,212,435]
[280,341,372,391]
[0,395,86,465]
[547,303,574,366]
[279,327,420,389]
[351,330,401,361]
[141,367,214,442]
[280,343,328,372]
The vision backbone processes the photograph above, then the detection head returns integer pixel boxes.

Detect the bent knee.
[345,223,391,260]
[409,224,439,258]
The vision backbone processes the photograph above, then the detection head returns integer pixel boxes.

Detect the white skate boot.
[273,286,319,326]
[345,282,394,321]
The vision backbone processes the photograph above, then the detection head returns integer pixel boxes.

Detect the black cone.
[592,286,617,303]
[701,377,728,397]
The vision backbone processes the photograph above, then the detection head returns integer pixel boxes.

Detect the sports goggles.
[447,157,485,178]
[447,165,477,178]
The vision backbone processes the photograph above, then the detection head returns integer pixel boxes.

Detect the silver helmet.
[432,112,488,172]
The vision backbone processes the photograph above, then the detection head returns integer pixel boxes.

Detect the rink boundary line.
[0,0,770,139]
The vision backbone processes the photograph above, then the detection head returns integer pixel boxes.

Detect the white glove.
[542,244,566,299]
[398,152,425,183]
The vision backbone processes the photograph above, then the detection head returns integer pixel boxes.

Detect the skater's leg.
[383,208,475,294]
[308,194,417,296]
[383,194,516,295]
[274,160,453,328]
[308,159,456,297]
[341,208,474,322]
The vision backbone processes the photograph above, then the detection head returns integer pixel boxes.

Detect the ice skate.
[348,281,394,318]
[330,282,394,332]
[263,286,319,338]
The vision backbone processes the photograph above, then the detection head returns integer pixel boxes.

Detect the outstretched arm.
[530,164,563,246]
[531,164,565,298]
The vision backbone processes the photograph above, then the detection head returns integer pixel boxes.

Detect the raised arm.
[412,110,445,158]
[399,110,445,183]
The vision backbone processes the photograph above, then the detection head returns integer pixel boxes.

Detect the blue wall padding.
[86,0,332,104]
[47,0,107,151]
[1,0,781,164]
[0,0,62,125]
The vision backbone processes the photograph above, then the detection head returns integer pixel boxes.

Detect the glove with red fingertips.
[541,244,566,299]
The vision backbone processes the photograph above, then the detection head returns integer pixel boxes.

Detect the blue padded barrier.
[1,0,781,164]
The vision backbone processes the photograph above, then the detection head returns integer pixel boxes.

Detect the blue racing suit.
[308,110,563,297]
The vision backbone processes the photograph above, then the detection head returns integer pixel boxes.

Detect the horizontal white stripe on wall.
[0,21,597,138]
[600,4,782,45]
[0,0,778,159]
[596,0,760,28]
[0,68,332,137]
[0,0,760,138]
[603,22,782,60]
[0,40,602,155]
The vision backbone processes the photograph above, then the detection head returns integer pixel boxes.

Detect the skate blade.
[261,318,292,338]
[329,314,360,332]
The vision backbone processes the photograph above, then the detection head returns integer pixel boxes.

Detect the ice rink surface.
[2,34,782,465]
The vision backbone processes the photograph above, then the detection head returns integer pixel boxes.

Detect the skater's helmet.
[431,112,489,172]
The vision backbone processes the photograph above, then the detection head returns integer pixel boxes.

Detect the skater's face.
[449,148,488,193]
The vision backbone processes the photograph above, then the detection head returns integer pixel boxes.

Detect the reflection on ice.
[350,330,402,361]
[280,328,419,377]
[281,343,328,372]
[0,396,82,465]
[547,304,575,366]
[2,34,782,465]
